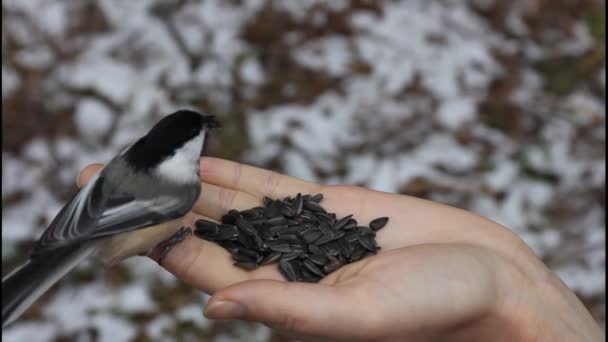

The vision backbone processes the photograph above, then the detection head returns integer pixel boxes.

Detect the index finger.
[200,157,321,200]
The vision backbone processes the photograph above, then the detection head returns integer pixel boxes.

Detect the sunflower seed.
[269,243,292,253]
[276,234,300,242]
[211,225,240,240]
[232,253,255,262]
[303,260,325,277]
[263,201,281,218]
[280,204,297,218]
[341,219,358,230]
[263,196,274,206]
[301,229,322,244]
[281,252,301,262]
[358,235,377,252]
[308,244,323,255]
[265,216,287,226]
[356,226,376,236]
[369,217,389,231]
[333,214,353,230]
[349,247,366,262]
[309,254,329,266]
[279,261,297,281]
[310,193,324,203]
[234,261,258,270]
[323,259,343,274]
[303,201,326,213]
[260,252,282,265]
[196,192,388,283]
[293,193,304,216]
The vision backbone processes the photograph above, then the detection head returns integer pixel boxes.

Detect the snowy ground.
[2,0,605,340]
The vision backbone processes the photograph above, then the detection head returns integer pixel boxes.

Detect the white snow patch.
[437,97,476,129]
[2,321,57,342]
[75,99,115,141]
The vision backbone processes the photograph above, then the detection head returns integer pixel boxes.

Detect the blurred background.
[2,0,605,340]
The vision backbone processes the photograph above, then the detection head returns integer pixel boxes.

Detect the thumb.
[204,279,377,339]
[77,163,104,187]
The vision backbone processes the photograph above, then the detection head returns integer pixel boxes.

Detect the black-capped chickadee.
[2,110,219,328]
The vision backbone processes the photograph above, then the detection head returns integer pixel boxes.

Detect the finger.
[200,157,321,200]
[193,182,262,220]
[77,163,104,187]
[156,213,283,293]
[205,280,377,339]
[158,235,285,294]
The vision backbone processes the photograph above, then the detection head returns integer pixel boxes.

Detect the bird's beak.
[204,115,221,129]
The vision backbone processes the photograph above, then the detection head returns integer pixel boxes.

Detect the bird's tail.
[2,244,95,328]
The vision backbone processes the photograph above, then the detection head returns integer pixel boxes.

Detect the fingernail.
[76,173,82,187]
[204,300,246,320]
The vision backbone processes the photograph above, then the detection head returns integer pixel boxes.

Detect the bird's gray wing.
[31,169,199,256]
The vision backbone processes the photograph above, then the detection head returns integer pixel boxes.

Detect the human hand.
[78,158,603,342]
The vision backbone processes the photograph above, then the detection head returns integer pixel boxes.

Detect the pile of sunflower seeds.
[193,193,388,283]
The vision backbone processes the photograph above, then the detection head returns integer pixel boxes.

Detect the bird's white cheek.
[154,132,204,184]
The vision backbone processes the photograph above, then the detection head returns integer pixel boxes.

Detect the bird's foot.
[156,226,192,266]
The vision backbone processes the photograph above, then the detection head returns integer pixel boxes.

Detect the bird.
[2,109,219,328]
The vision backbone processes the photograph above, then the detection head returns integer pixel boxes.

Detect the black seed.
[344,231,360,243]
[300,269,321,283]
[241,209,260,220]
[330,230,346,241]
[303,260,325,277]
[303,201,326,213]
[369,217,389,231]
[333,215,353,230]
[308,244,323,255]
[263,201,281,218]
[220,212,238,224]
[301,229,322,244]
[265,216,287,226]
[356,226,376,236]
[211,225,240,240]
[279,261,297,281]
[358,235,377,251]
[349,246,366,262]
[281,252,301,262]
[309,254,329,266]
[234,261,258,270]
[310,193,324,203]
[293,193,304,216]
[314,234,333,246]
[277,226,301,235]
[237,247,260,259]
[260,252,282,265]
[268,224,289,235]
[318,220,333,236]
[269,243,292,253]
[285,219,300,226]
[276,234,300,242]
[299,210,316,221]
[194,219,219,234]
[252,234,264,249]
[323,241,341,256]
[235,217,257,235]
[323,259,343,274]
[232,253,255,262]
[342,219,358,230]
[338,239,353,258]
[289,244,306,253]
[280,204,297,218]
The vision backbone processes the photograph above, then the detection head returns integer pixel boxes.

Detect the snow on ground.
[2,0,605,340]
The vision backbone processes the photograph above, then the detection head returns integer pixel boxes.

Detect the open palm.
[79,157,602,342]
